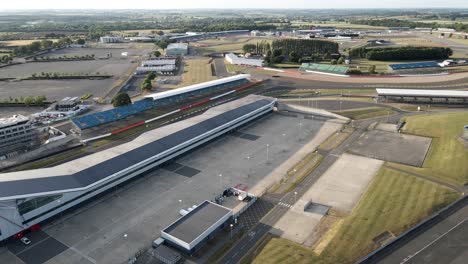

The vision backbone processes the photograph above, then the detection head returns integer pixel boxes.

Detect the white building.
[225,53,264,67]
[0,115,38,158]
[166,43,189,56]
[99,36,124,43]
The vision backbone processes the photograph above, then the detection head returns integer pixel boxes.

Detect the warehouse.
[161,201,233,254]
[376,88,468,104]
[166,43,189,56]
[0,95,276,242]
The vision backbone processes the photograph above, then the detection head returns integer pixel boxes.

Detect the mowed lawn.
[178,58,215,87]
[252,167,461,264]
[393,112,468,186]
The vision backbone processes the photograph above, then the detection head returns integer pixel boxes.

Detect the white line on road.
[400,216,468,264]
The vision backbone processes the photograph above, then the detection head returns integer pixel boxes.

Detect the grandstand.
[0,95,276,242]
[389,61,440,71]
[376,88,468,104]
[72,99,154,130]
[72,75,252,130]
[300,63,349,75]
[144,74,251,106]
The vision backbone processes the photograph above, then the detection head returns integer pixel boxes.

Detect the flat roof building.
[376,88,468,104]
[161,201,233,253]
[99,36,124,43]
[166,43,188,56]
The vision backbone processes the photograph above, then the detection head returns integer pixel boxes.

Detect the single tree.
[153,51,162,57]
[111,92,132,107]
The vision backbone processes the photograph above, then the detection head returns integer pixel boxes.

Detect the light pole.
[123,233,130,261]
[299,123,303,142]
[219,174,223,190]
[230,224,234,239]
[340,100,343,112]
[266,144,270,164]
[294,191,298,204]
[247,156,251,177]
[282,133,286,152]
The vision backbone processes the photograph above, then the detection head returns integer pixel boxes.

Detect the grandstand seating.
[389,61,440,70]
[72,99,154,130]
[300,63,349,74]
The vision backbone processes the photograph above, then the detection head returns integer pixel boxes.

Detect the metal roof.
[0,95,274,201]
[376,89,468,98]
[144,74,250,101]
[389,61,439,70]
[162,201,232,245]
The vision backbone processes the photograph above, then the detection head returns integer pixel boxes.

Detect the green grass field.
[178,58,215,87]
[226,64,246,73]
[334,107,395,120]
[252,167,461,264]
[391,112,468,186]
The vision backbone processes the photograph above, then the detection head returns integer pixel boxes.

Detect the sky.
[1,0,467,10]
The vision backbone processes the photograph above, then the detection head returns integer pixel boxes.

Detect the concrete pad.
[302,154,383,213]
[375,123,398,132]
[277,103,350,121]
[349,130,432,167]
[272,206,325,245]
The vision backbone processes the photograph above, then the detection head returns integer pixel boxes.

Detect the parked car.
[20,237,31,245]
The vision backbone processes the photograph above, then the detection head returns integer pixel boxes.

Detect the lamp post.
[247,156,251,177]
[123,233,130,262]
[230,224,234,239]
[219,174,223,190]
[282,133,286,152]
[294,191,298,204]
[266,144,270,164]
[299,123,303,142]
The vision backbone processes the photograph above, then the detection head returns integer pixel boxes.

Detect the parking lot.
[0,47,150,101]
[0,113,332,264]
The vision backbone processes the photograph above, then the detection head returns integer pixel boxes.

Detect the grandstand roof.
[144,74,251,101]
[141,59,176,66]
[72,99,154,130]
[300,63,348,74]
[136,65,176,72]
[0,95,275,201]
[389,61,440,70]
[376,89,468,98]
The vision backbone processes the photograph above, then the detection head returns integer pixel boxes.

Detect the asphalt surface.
[219,115,387,264]
[265,76,468,90]
[376,198,468,264]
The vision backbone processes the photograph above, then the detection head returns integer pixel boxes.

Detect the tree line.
[349,46,453,61]
[350,18,468,32]
[242,41,271,54]
[271,39,339,58]
[1,95,47,105]
[11,38,75,57]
